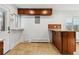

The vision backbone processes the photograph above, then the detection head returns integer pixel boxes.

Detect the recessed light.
[42,10,48,14]
[29,10,34,14]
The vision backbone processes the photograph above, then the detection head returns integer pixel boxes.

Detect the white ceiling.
[13,4,79,11]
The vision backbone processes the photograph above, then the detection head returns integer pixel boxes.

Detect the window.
[10,14,21,29]
[0,12,5,31]
[64,16,79,30]
[72,16,79,30]
[73,16,79,25]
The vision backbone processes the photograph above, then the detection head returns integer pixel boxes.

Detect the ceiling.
[13,4,79,11]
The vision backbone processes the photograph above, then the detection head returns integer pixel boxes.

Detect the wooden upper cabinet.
[18,8,52,16]
[18,9,24,14]
[48,24,61,29]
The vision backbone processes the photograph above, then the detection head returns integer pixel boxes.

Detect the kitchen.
[0,4,79,55]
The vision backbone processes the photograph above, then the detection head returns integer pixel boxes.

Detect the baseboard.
[76,39,79,42]
[29,39,51,42]
[4,49,11,55]
[76,41,79,42]
[30,42,50,43]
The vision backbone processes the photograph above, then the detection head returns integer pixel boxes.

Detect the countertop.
[0,39,4,41]
[11,28,24,31]
[49,29,79,32]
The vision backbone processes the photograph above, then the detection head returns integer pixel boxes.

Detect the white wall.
[21,8,79,42]
[9,30,24,49]
[21,10,65,42]
[21,16,51,42]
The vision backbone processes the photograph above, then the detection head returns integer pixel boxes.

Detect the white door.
[0,32,10,54]
[0,11,10,54]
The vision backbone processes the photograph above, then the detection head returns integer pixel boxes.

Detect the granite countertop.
[49,29,79,32]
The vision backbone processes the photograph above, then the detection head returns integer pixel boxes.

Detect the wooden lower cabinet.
[62,32,68,54]
[67,32,76,54]
[52,31,62,53]
[0,41,3,55]
[52,31,76,54]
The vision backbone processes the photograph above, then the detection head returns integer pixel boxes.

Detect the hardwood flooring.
[6,42,79,55]
[6,42,60,55]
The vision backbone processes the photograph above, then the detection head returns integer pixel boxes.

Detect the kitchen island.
[49,29,77,54]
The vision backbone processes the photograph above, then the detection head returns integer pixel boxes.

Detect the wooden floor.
[6,42,79,55]
[6,42,60,55]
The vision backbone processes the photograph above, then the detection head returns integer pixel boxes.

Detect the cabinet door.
[52,31,55,44]
[67,32,76,54]
[0,32,10,54]
[53,32,62,53]
[56,32,62,53]
[62,32,68,54]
